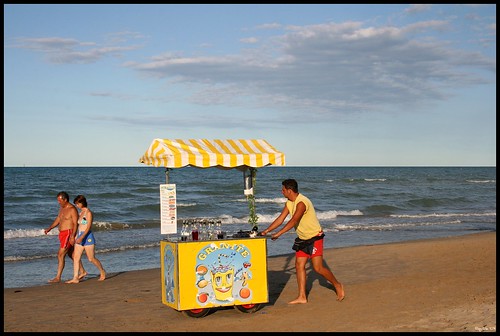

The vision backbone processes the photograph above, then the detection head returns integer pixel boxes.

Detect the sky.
[4,4,496,167]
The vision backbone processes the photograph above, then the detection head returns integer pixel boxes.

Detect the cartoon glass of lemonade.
[210,264,235,301]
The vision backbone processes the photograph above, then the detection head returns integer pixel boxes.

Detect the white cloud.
[240,37,259,44]
[404,4,432,15]
[9,33,143,64]
[124,20,494,122]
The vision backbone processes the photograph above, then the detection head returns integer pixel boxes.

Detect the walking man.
[260,179,345,303]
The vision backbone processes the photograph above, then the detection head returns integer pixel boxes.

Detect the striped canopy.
[139,139,286,169]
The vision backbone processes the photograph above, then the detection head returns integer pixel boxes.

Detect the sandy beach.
[4,232,496,332]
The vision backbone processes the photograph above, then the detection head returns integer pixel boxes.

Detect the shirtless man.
[44,191,86,283]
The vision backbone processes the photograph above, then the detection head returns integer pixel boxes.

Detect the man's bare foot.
[335,283,345,302]
[64,279,80,283]
[288,298,307,304]
[48,278,60,283]
[98,272,106,281]
[78,272,88,280]
[65,279,79,284]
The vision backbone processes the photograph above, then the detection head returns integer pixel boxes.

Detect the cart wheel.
[234,303,262,314]
[182,308,211,318]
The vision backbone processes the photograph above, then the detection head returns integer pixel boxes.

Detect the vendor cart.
[139,139,285,317]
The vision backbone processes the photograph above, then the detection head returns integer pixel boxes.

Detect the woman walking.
[66,195,106,283]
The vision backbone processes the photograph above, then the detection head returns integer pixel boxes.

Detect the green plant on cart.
[246,169,258,228]
[247,194,258,227]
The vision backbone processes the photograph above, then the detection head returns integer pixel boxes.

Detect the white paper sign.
[159,184,177,235]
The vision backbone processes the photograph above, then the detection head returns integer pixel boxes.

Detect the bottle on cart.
[207,220,214,240]
[180,222,189,241]
[191,222,199,241]
[199,219,207,240]
[216,220,224,239]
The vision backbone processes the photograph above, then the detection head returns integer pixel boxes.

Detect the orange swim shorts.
[295,237,324,258]
[58,229,73,249]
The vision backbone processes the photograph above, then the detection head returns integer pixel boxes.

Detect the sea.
[3,166,496,289]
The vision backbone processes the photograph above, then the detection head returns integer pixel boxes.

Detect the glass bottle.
[216,220,224,239]
[191,221,199,241]
[199,219,207,240]
[180,221,189,241]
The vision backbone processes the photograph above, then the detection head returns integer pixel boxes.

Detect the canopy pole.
[243,168,254,196]
[244,168,259,236]
[165,168,170,184]
[164,168,172,241]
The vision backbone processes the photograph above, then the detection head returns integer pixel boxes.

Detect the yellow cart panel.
[161,237,268,311]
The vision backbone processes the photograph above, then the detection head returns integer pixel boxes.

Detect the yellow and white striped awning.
[139,139,286,169]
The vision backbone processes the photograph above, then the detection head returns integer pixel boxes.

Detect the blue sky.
[4,4,496,167]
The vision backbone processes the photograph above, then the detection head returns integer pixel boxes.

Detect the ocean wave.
[345,178,388,183]
[331,220,463,232]
[4,241,161,262]
[364,204,402,214]
[390,212,496,219]
[317,210,364,220]
[407,198,443,207]
[4,221,133,239]
[255,197,287,204]
[466,179,496,183]
[4,228,47,239]
[178,202,197,207]
[4,254,49,262]
[235,197,286,204]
